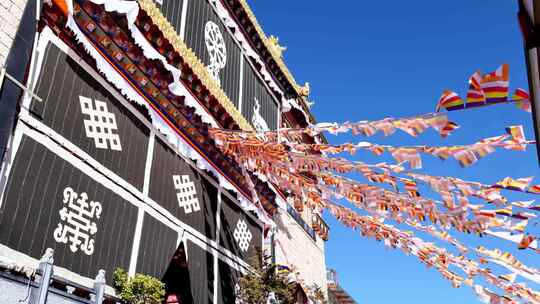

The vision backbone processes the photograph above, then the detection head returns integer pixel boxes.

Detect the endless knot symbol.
[173,175,200,214]
[53,187,102,255]
[79,96,122,151]
[204,21,226,86]
[233,219,252,252]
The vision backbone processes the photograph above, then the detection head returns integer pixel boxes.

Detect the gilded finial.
[298,82,310,98]
[267,35,287,58]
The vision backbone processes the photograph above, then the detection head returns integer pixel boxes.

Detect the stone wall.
[274,209,327,298]
[0,0,26,67]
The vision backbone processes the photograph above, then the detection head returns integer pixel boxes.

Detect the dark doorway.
[162,243,194,304]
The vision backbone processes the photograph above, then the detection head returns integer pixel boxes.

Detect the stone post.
[30,248,54,304]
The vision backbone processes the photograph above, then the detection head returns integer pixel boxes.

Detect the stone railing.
[0,249,121,304]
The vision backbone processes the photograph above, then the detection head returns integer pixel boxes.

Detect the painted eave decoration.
[137,0,253,132]
[136,0,315,129]
[42,0,279,215]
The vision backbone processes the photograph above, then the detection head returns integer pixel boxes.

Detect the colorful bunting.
[212,126,533,170]
[208,87,539,301]
[466,71,486,107]
[402,178,421,198]
[513,88,530,101]
[493,177,534,192]
[211,113,458,141]
[481,64,510,104]
[435,64,532,113]
[437,90,465,111]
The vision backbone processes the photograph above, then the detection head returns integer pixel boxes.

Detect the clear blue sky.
[249,1,540,303]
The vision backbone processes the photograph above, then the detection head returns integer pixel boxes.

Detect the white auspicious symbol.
[79,96,122,151]
[53,187,102,255]
[233,219,252,252]
[204,21,227,86]
[173,175,200,214]
[252,97,269,133]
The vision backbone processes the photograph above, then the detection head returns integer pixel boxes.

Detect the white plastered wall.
[274,209,328,299]
[0,0,27,66]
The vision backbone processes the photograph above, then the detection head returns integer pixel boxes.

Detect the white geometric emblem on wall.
[252,97,269,133]
[79,96,122,151]
[173,175,201,214]
[204,21,227,86]
[233,219,252,252]
[53,187,102,256]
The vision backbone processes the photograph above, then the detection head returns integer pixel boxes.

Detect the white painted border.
[128,208,146,276]
[213,187,223,303]
[0,125,24,208]
[142,131,156,196]
[238,51,244,111]
[179,0,189,40]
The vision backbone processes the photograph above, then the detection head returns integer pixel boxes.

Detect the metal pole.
[30,248,54,304]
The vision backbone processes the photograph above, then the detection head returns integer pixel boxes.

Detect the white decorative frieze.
[204,21,227,86]
[53,187,102,256]
[79,96,122,151]
[173,175,201,214]
[233,219,252,252]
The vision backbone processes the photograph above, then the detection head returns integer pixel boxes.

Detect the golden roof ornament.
[267,35,286,59]
[298,82,310,98]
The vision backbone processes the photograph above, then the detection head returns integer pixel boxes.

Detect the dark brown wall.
[136,213,179,278]
[156,0,186,36]
[184,0,242,107]
[31,45,150,191]
[0,135,138,282]
[242,62,279,130]
[149,137,218,240]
